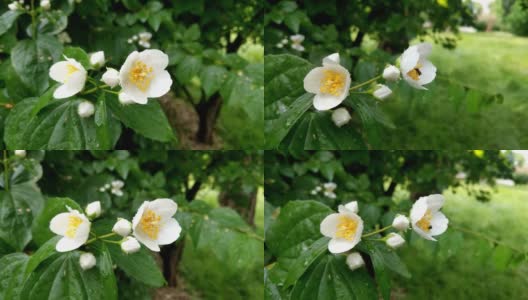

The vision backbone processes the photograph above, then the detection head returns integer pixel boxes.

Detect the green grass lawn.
[394,184,528,299]
[378,32,528,149]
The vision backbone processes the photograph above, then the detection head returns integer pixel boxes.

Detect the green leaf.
[303,112,367,150]
[11,35,62,95]
[5,98,117,149]
[0,182,44,251]
[264,54,313,107]
[63,47,90,70]
[492,244,513,271]
[36,11,68,36]
[266,200,332,285]
[291,255,378,299]
[359,240,411,279]
[31,84,58,117]
[175,55,202,83]
[94,93,121,149]
[184,24,200,41]
[200,65,227,98]
[0,10,23,36]
[106,242,166,287]
[166,45,185,66]
[0,253,29,300]
[264,269,282,300]
[265,93,313,149]
[25,236,61,276]
[21,249,117,300]
[31,197,82,247]
[106,95,174,142]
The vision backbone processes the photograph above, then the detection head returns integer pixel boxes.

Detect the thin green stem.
[362,225,392,238]
[3,151,9,192]
[81,87,98,95]
[30,0,37,39]
[450,224,524,253]
[349,75,381,91]
[85,232,117,245]
[104,89,119,95]
[101,239,121,244]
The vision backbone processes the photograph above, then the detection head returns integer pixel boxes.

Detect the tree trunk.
[160,241,186,287]
[196,93,222,144]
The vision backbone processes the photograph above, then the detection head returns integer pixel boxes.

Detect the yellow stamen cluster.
[65,215,83,238]
[129,61,153,91]
[67,64,79,75]
[320,70,345,96]
[416,209,433,232]
[335,215,358,240]
[140,209,161,239]
[406,64,422,81]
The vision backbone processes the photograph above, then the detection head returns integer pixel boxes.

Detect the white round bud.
[112,218,132,237]
[8,2,19,10]
[382,65,400,81]
[79,252,96,270]
[85,201,101,218]
[386,233,405,249]
[77,101,95,118]
[331,108,351,127]
[40,0,50,10]
[373,84,392,100]
[346,252,365,271]
[101,68,120,88]
[343,201,358,214]
[14,150,26,158]
[392,214,410,231]
[89,51,105,69]
[121,237,141,254]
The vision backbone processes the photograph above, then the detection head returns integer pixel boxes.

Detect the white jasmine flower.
[139,32,152,41]
[118,92,136,105]
[132,198,182,252]
[112,218,132,237]
[8,1,20,10]
[101,68,120,88]
[400,43,437,90]
[331,107,351,127]
[382,65,400,81]
[111,180,124,189]
[320,205,364,253]
[339,201,358,214]
[14,150,26,157]
[119,50,172,104]
[303,53,351,111]
[290,34,305,44]
[386,233,405,249]
[85,201,101,218]
[77,101,95,118]
[373,84,392,100]
[410,194,449,241]
[89,51,105,69]
[49,57,87,99]
[49,206,91,252]
[121,236,141,254]
[40,0,50,10]
[392,214,410,231]
[79,252,96,270]
[346,252,365,271]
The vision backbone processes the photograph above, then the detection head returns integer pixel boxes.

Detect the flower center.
[335,215,358,240]
[64,63,79,83]
[320,70,345,96]
[129,61,154,91]
[65,215,83,238]
[416,209,433,232]
[406,64,422,81]
[140,209,161,239]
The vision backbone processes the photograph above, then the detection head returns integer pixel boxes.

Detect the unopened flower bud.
[79,252,96,270]
[331,108,351,127]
